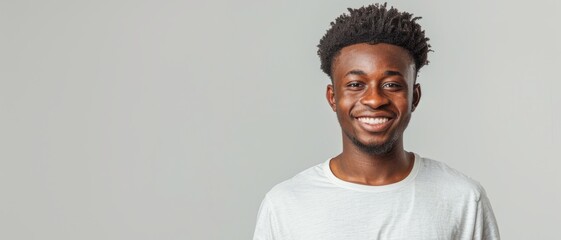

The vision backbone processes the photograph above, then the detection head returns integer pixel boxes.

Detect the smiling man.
[253,4,499,240]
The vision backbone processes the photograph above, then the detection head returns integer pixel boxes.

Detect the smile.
[356,117,389,125]
[355,116,393,132]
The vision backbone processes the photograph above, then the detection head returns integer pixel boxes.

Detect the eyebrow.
[383,70,403,77]
[344,69,403,77]
[344,69,367,77]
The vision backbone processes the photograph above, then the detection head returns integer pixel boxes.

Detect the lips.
[354,115,394,132]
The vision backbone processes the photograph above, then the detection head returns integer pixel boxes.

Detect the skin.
[326,43,421,186]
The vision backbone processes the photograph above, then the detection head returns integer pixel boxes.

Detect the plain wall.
[1,0,559,239]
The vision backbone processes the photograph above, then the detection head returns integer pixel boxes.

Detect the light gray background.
[1,0,559,239]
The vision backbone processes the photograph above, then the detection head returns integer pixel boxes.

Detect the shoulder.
[263,161,330,204]
[417,157,487,201]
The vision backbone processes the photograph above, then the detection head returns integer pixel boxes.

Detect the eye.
[382,82,402,89]
[346,82,364,89]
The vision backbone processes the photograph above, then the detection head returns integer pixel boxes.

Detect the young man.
[253,4,500,240]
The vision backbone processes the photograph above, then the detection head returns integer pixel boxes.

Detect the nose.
[359,86,389,109]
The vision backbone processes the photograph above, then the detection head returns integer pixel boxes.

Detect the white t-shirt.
[253,153,500,240]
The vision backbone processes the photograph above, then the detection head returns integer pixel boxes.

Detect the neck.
[330,137,414,186]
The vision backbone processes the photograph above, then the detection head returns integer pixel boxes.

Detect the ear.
[412,83,421,112]
[326,84,336,112]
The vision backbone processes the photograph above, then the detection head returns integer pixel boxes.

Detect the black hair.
[317,3,431,78]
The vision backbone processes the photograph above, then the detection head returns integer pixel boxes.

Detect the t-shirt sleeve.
[473,189,501,240]
[253,195,278,240]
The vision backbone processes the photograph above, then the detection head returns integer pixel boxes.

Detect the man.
[253,3,500,240]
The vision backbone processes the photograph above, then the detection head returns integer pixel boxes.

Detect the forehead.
[331,43,415,81]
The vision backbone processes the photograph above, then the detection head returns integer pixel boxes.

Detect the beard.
[344,130,400,155]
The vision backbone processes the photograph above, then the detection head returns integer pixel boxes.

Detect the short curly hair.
[317,3,431,78]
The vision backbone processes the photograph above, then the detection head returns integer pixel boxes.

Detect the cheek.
[336,97,355,114]
[335,97,355,120]
[393,94,411,109]
[337,91,360,106]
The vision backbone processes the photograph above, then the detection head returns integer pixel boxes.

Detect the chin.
[347,133,398,155]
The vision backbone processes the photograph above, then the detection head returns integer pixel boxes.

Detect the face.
[326,43,421,155]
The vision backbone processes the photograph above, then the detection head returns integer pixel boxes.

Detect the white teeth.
[357,117,389,124]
